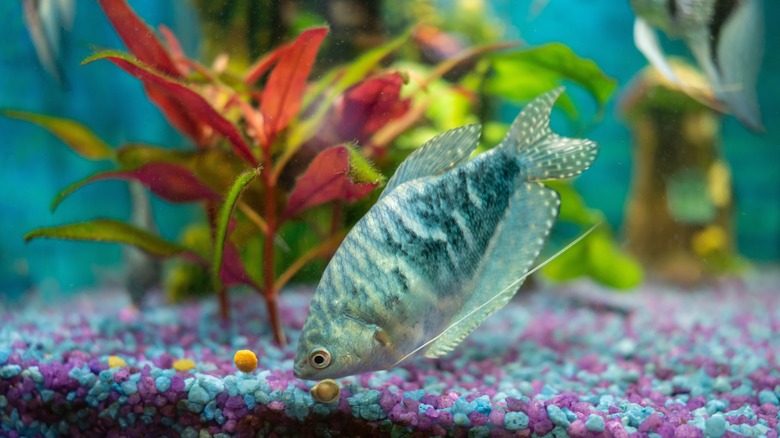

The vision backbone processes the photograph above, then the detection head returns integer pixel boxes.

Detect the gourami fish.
[294,88,598,380]
[630,0,765,132]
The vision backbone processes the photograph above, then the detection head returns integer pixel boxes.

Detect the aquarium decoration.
[620,61,739,284]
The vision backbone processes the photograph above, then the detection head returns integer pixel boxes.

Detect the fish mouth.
[292,364,308,380]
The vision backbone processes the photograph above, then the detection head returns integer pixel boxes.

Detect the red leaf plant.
[12,1,496,345]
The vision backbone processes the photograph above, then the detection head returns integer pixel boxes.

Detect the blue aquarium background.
[0,0,778,296]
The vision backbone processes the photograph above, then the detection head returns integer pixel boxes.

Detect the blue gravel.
[0,271,778,436]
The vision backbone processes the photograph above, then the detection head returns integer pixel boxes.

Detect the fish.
[21,0,75,89]
[630,0,765,132]
[293,88,598,380]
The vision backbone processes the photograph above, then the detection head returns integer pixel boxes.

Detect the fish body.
[630,0,765,131]
[294,89,598,380]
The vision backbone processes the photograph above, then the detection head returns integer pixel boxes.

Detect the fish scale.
[376,152,519,290]
[294,88,599,380]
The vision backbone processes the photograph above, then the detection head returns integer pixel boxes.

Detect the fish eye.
[308,348,331,369]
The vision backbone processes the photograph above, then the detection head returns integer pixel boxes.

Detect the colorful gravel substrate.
[1,271,779,437]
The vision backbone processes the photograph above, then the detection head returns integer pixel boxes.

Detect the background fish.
[294,88,599,380]
[22,0,74,89]
[630,0,765,132]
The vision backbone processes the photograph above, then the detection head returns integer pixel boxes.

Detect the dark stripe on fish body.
[709,0,739,72]
[380,152,520,291]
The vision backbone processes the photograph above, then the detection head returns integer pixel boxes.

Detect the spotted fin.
[500,88,599,181]
[423,182,559,358]
[379,125,480,200]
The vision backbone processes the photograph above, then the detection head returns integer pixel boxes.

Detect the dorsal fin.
[379,124,480,200]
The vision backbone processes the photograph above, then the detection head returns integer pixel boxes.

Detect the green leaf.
[543,229,642,290]
[486,43,617,120]
[2,110,114,160]
[345,145,385,184]
[587,232,643,289]
[544,181,600,225]
[115,143,192,169]
[24,219,204,262]
[212,167,262,292]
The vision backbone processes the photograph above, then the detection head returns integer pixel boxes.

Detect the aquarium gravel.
[1,271,779,437]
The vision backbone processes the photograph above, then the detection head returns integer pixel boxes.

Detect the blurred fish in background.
[630,0,765,132]
[21,0,74,89]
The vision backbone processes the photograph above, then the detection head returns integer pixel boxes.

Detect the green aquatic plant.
[7,0,504,345]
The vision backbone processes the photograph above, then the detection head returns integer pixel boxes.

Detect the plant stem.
[217,285,230,322]
[263,154,286,346]
[207,204,231,323]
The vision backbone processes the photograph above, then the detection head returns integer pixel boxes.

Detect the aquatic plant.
[8,0,396,345]
[7,0,500,345]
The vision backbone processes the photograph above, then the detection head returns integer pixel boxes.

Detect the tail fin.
[713,0,765,132]
[500,87,599,181]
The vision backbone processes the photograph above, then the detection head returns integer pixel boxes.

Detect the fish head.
[294,286,392,380]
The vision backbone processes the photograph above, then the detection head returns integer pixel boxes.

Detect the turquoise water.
[0,1,778,296]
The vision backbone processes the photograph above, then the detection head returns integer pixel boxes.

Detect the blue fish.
[294,88,598,380]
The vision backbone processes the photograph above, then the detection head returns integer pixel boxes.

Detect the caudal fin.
[714,0,765,132]
[499,87,599,181]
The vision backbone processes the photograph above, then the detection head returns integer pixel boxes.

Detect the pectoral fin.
[379,125,480,200]
[634,17,679,84]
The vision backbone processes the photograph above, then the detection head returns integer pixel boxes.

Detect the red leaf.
[96,162,221,203]
[244,42,291,85]
[284,145,380,219]
[337,72,411,144]
[158,24,190,76]
[261,27,328,145]
[220,241,255,287]
[97,0,180,77]
[88,52,258,166]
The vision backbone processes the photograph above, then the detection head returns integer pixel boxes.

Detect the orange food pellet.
[233,350,258,373]
[173,358,196,371]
